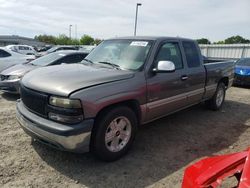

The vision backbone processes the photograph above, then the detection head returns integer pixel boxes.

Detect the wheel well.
[95,100,141,124]
[219,77,229,88]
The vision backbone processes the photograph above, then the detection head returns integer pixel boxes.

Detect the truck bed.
[203,61,235,99]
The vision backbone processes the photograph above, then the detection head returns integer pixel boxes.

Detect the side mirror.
[153,60,175,73]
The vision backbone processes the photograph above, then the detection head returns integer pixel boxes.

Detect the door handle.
[181,75,188,81]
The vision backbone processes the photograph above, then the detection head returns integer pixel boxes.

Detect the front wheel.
[91,106,137,162]
[205,82,226,110]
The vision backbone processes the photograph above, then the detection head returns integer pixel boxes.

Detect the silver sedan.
[0,50,88,94]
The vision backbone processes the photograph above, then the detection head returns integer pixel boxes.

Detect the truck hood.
[1,63,36,76]
[22,64,135,96]
[0,58,30,73]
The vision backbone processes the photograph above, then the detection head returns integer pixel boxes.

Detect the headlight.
[8,75,22,80]
[48,96,83,124]
[49,96,82,108]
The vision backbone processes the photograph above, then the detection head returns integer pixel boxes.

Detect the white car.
[6,45,37,56]
[79,45,95,53]
[0,47,35,72]
[38,45,79,57]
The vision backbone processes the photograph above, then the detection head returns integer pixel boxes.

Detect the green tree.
[196,38,211,44]
[93,38,103,45]
[35,35,57,44]
[70,38,80,45]
[80,35,94,45]
[224,35,250,44]
[213,40,225,44]
[55,34,72,45]
[35,34,101,46]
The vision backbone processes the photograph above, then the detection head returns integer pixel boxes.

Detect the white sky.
[0,0,249,42]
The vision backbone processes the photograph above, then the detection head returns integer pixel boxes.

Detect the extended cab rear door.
[180,40,206,105]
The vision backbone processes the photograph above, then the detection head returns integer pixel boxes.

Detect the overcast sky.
[0,0,249,42]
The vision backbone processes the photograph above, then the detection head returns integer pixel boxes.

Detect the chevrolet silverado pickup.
[16,37,234,161]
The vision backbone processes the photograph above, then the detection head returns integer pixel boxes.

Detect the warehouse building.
[200,44,250,60]
[0,35,46,47]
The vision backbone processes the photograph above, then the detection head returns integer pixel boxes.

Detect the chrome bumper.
[16,100,94,153]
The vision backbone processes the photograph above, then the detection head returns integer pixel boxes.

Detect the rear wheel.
[205,82,226,110]
[91,106,137,162]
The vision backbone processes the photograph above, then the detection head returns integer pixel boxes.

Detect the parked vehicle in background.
[37,45,52,52]
[0,47,35,72]
[38,45,79,57]
[6,45,38,56]
[79,45,95,53]
[16,37,234,161]
[233,58,250,86]
[0,51,88,94]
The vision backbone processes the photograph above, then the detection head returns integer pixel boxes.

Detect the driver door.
[146,40,189,121]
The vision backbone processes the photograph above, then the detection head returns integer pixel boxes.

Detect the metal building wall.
[0,35,46,47]
[199,44,250,59]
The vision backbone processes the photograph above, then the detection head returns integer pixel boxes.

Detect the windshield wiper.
[97,61,121,69]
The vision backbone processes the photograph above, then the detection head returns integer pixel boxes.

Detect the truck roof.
[108,36,194,41]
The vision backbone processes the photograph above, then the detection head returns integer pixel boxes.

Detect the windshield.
[29,52,64,66]
[83,39,153,70]
[236,58,250,66]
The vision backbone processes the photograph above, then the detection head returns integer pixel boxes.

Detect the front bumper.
[234,74,250,85]
[0,79,20,94]
[16,100,94,153]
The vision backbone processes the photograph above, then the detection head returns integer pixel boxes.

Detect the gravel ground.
[0,86,250,188]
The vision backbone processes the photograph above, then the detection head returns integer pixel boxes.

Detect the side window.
[55,47,62,51]
[12,46,18,52]
[19,46,29,50]
[64,47,75,50]
[155,42,183,70]
[0,49,11,58]
[182,41,200,68]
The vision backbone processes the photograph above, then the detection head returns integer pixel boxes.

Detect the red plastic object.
[182,148,250,188]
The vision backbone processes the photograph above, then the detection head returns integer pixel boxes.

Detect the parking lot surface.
[0,86,250,188]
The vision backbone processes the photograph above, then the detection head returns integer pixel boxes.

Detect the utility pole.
[134,3,142,36]
[69,24,72,39]
[75,24,77,39]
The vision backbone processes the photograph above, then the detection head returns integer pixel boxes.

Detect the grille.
[20,85,48,117]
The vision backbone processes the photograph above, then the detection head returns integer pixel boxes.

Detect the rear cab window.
[182,41,201,68]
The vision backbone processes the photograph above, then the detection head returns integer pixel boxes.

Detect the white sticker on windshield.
[130,41,148,47]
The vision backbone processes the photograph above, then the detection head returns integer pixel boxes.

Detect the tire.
[91,106,137,162]
[205,82,226,111]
